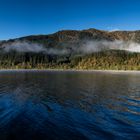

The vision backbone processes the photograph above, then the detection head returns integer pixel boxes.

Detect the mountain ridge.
[1,28,140,46]
[0,28,140,70]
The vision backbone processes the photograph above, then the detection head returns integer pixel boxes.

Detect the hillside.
[1,28,140,47]
[0,28,140,70]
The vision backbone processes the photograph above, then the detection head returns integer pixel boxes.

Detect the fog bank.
[2,41,68,55]
[81,40,140,53]
[1,40,140,55]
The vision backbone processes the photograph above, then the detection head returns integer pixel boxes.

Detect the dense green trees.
[0,50,139,70]
[75,50,140,70]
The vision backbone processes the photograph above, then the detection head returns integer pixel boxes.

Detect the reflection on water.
[0,71,140,140]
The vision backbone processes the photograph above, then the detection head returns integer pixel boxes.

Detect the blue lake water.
[0,71,140,140]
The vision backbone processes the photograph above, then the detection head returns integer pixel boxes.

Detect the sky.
[0,0,140,40]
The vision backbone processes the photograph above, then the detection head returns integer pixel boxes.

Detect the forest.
[0,50,139,70]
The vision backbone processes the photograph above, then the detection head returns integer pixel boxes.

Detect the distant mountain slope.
[0,28,140,70]
[1,28,140,49]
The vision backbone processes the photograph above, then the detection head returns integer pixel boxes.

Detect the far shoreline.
[0,69,140,74]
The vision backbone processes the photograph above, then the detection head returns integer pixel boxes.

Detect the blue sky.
[0,0,140,40]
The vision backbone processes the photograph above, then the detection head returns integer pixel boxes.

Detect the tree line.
[0,50,139,70]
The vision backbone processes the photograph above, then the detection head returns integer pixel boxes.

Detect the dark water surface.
[0,70,140,140]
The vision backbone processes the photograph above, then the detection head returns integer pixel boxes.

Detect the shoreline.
[0,69,140,73]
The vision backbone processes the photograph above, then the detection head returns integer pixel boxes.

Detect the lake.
[0,70,140,140]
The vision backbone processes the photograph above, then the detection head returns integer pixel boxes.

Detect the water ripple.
[0,71,140,140]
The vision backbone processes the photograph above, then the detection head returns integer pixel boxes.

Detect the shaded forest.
[0,50,139,70]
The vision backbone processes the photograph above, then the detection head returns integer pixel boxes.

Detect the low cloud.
[1,40,140,55]
[3,41,45,53]
[108,29,120,32]
[80,40,140,53]
[2,41,68,55]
